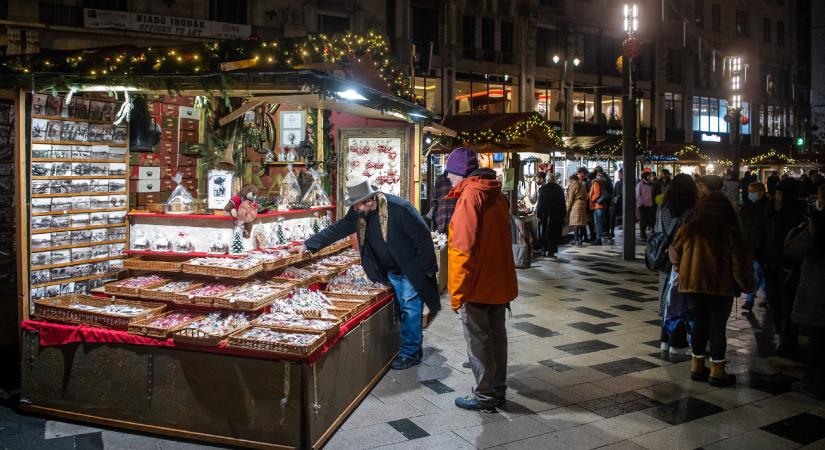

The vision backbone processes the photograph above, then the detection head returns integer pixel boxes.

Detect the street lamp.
[553,54,581,134]
[724,55,747,176]
[621,2,640,260]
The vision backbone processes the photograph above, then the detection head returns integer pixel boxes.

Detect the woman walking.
[567,174,588,246]
[656,174,698,356]
[669,192,756,387]
[785,184,825,398]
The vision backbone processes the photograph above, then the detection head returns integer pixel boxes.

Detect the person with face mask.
[300,177,440,370]
[740,182,771,311]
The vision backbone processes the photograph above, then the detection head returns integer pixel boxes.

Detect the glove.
[427,273,438,293]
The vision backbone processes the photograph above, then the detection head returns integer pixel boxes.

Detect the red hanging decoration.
[741,116,749,125]
[622,37,641,59]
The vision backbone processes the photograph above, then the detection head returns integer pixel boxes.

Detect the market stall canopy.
[563,135,619,155]
[441,112,563,150]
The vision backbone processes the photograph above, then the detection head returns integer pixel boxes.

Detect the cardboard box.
[138,192,160,205]
[435,245,448,293]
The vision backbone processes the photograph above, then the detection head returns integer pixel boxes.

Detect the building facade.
[0,0,810,159]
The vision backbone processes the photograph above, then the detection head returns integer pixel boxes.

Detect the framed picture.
[337,127,410,216]
[73,98,90,119]
[46,120,62,141]
[32,94,48,116]
[45,95,63,116]
[280,110,304,147]
[89,101,104,121]
[207,169,233,209]
[101,102,115,122]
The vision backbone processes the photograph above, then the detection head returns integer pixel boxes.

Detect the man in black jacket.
[301,180,439,370]
[609,168,623,239]
[740,181,770,311]
[534,172,567,257]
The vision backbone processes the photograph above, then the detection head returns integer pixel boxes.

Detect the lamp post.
[553,54,581,134]
[621,3,639,260]
[725,56,746,176]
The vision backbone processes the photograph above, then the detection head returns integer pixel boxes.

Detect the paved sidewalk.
[2,238,824,449]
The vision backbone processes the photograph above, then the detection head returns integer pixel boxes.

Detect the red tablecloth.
[21,294,393,365]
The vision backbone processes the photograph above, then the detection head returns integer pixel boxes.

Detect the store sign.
[83,8,251,39]
[606,129,622,136]
[701,133,722,143]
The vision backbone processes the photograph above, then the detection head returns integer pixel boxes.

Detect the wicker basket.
[227,325,326,357]
[139,281,204,302]
[182,261,262,279]
[128,310,205,339]
[213,288,284,311]
[33,294,166,330]
[104,276,169,297]
[325,307,352,321]
[124,255,191,273]
[252,315,340,339]
[171,314,253,346]
[330,299,367,316]
[260,254,302,272]
[174,283,239,306]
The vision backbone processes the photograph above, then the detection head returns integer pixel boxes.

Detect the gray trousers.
[460,302,508,407]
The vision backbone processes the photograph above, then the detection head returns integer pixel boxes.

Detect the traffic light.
[795,136,805,148]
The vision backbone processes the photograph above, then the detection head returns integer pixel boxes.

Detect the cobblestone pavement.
[2,238,824,449]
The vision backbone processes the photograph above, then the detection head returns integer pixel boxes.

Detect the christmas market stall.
[1,33,431,449]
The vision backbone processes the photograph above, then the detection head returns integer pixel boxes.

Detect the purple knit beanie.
[445,147,479,177]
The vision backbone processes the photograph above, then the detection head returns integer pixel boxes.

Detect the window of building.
[712,4,721,32]
[412,7,439,56]
[601,95,622,125]
[534,80,562,121]
[694,53,711,89]
[82,0,127,10]
[666,49,682,84]
[413,75,442,114]
[535,27,560,67]
[760,104,790,137]
[501,21,514,64]
[695,0,704,28]
[692,96,750,134]
[209,0,247,24]
[572,90,596,123]
[481,18,495,62]
[665,92,684,130]
[318,14,349,34]
[462,15,476,59]
[579,33,598,74]
[736,10,749,37]
[763,18,772,43]
[454,73,514,114]
[777,21,785,46]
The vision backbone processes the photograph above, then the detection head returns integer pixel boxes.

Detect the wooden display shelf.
[32,114,121,125]
[128,206,334,221]
[32,239,126,253]
[31,255,124,271]
[31,271,120,289]
[32,191,126,198]
[32,140,127,147]
[32,207,125,217]
[32,158,128,163]
[32,222,128,235]
[32,176,126,181]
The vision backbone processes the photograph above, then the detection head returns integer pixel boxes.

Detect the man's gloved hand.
[427,273,438,292]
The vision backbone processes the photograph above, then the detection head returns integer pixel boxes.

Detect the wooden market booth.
[0,36,434,450]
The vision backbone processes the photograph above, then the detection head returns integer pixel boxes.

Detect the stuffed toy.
[225,184,260,238]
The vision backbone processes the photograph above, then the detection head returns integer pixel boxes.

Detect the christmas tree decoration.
[231,227,244,254]
[275,218,286,246]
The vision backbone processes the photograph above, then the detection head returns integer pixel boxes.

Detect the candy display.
[317,254,358,267]
[236,327,320,346]
[143,311,200,329]
[69,303,148,316]
[186,256,260,269]
[183,312,251,337]
[182,283,235,298]
[271,288,335,318]
[276,265,315,281]
[110,274,167,289]
[327,265,389,293]
[149,280,199,293]
[215,280,286,309]
[255,312,337,331]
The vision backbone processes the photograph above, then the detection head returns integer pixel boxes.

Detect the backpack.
[644,208,679,271]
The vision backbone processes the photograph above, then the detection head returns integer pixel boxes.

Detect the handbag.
[511,216,531,269]
[644,208,678,271]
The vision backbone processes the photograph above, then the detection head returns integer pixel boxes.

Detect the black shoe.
[391,356,421,370]
[593,240,602,246]
[496,398,506,408]
[742,302,754,311]
[462,361,471,369]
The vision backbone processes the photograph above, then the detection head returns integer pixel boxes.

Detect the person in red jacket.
[447,152,518,413]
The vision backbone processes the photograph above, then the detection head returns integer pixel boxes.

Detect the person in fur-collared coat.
[566,174,588,246]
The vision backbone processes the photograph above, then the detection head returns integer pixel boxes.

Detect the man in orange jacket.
[446,148,518,412]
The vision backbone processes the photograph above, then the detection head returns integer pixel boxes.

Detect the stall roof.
[562,135,619,151]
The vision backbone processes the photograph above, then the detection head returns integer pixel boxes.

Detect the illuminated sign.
[701,133,722,143]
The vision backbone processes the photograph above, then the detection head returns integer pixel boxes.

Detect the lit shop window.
[691,96,750,135]
[454,73,514,114]
[413,75,441,114]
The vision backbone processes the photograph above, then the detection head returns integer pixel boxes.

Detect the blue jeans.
[387,273,423,360]
[745,261,767,303]
[593,208,605,241]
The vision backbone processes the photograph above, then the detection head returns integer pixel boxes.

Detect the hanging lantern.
[576,102,586,112]
[622,37,641,59]
[554,101,566,112]
[741,116,749,125]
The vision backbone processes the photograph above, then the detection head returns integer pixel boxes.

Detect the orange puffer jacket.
[447,171,518,311]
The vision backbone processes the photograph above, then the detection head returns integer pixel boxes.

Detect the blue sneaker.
[454,394,497,413]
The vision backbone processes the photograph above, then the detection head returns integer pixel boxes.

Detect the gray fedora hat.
[345,179,379,206]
